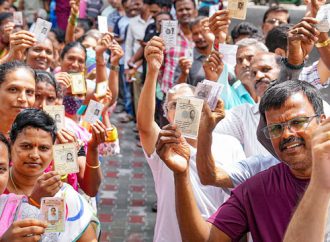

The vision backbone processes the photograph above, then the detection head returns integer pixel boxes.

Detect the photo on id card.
[227,0,248,20]
[70,73,87,95]
[43,105,65,130]
[84,100,104,124]
[40,197,65,233]
[53,143,79,175]
[174,97,204,139]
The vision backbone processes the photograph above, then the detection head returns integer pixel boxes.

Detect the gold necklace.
[9,168,27,196]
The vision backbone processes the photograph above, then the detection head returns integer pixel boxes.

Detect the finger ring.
[293,28,299,34]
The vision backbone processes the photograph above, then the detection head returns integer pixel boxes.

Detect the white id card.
[84,100,104,124]
[174,97,204,139]
[13,11,23,26]
[43,105,65,130]
[98,16,108,33]
[228,0,248,20]
[96,81,108,97]
[53,143,79,175]
[32,18,52,42]
[161,20,178,49]
[40,197,65,233]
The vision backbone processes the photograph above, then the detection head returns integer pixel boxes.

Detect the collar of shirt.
[251,103,260,115]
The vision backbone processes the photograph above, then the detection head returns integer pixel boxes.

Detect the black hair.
[198,6,209,17]
[49,28,65,44]
[0,132,10,162]
[189,16,206,30]
[77,18,92,33]
[263,6,290,24]
[0,61,35,86]
[231,22,262,43]
[155,11,173,20]
[122,0,129,5]
[259,80,324,121]
[35,70,62,99]
[174,0,196,9]
[150,0,172,8]
[60,41,86,61]
[0,12,12,25]
[265,24,293,53]
[10,108,57,144]
[0,0,7,5]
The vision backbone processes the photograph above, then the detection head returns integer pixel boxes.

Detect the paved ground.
[97,115,157,242]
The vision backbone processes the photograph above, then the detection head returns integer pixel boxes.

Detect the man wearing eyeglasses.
[156,80,330,241]
[262,6,290,37]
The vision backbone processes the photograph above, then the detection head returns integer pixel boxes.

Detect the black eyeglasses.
[262,115,319,139]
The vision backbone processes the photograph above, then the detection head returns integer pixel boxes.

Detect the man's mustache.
[280,136,305,151]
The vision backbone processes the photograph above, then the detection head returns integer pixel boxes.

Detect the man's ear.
[320,114,327,124]
[274,48,286,57]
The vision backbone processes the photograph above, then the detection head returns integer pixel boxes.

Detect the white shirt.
[124,15,153,71]
[145,133,246,242]
[214,103,269,157]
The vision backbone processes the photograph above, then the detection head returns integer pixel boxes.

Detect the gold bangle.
[29,196,40,208]
[85,162,100,169]
[110,65,120,72]
[61,174,68,180]
[315,38,330,48]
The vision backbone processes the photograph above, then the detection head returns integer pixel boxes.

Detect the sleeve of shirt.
[214,107,244,144]
[223,155,279,187]
[124,23,134,70]
[207,186,248,240]
[298,61,330,89]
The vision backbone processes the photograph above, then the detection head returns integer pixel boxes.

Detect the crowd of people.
[0,0,329,241]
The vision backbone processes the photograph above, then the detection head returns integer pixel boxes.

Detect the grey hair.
[163,83,196,117]
[236,38,269,52]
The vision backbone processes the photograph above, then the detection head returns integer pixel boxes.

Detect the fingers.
[90,120,107,145]
[145,37,165,53]
[15,219,47,229]
[209,10,230,35]
[17,226,46,237]
[56,129,77,144]
[289,17,319,43]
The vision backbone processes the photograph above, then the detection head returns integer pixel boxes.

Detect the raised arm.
[156,124,231,242]
[108,40,123,106]
[197,101,233,188]
[283,117,330,242]
[95,33,113,85]
[137,37,164,155]
[65,0,80,43]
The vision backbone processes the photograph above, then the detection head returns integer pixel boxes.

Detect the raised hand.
[54,72,72,90]
[144,36,165,71]
[199,99,225,133]
[156,124,190,174]
[95,33,113,54]
[178,57,192,75]
[69,0,80,16]
[109,40,124,66]
[310,117,330,190]
[287,17,319,65]
[203,51,224,81]
[0,219,47,242]
[305,0,326,17]
[29,171,62,203]
[88,120,107,149]
[208,10,230,44]
[9,31,36,60]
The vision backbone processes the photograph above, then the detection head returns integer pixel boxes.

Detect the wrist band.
[105,126,118,142]
[77,105,87,115]
[282,57,304,70]
[29,196,40,208]
[315,38,330,48]
[85,161,100,169]
[110,65,120,72]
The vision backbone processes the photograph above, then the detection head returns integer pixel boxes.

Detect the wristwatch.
[110,65,120,71]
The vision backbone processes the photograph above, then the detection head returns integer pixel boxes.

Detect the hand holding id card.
[53,143,79,175]
[40,197,65,233]
[44,105,65,130]
[174,97,204,139]
[32,18,52,42]
[70,73,87,95]
[161,20,178,49]
[84,100,104,124]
